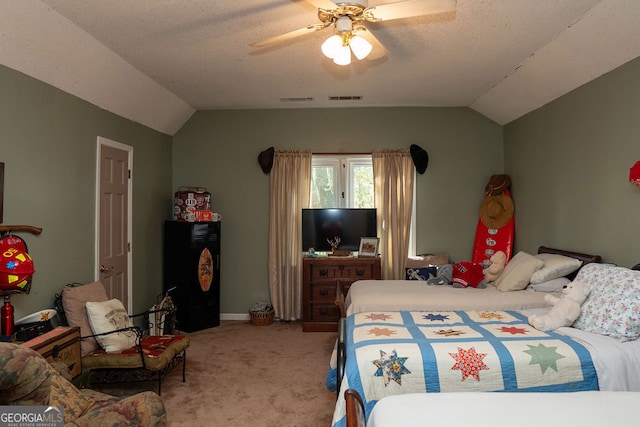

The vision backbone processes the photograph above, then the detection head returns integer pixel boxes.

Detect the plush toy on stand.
[528,281,590,331]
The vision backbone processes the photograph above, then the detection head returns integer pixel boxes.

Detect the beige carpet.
[94,320,338,426]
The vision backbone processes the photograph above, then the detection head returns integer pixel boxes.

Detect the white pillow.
[530,254,582,284]
[495,251,544,292]
[528,277,571,292]
[86,299,137,352]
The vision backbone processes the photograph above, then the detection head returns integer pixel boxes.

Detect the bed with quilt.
[341,246,601,317]
[328,246,600,391]
[329,261,640,427]
[365,391,640,427]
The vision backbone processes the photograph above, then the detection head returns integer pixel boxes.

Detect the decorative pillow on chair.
[62,281,109,356]
[86,299,137,352]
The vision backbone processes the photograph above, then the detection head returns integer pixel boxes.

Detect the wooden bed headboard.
[537,246,602,265]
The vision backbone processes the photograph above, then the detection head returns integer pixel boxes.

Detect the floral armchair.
[0,342,167,426]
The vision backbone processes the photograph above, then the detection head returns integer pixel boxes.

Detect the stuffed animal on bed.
[451,261,486,289]
[483,251,507,283]
[528,280,590,331]
[426,264,453,286]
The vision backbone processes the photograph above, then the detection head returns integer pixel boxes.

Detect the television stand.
[302,256,381,332]
[328,251,351,257]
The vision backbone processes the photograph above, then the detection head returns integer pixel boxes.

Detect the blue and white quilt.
[331,310,599,427]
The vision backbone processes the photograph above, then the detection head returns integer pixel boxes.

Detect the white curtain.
[372,149,415,279]
[268,150,311,320]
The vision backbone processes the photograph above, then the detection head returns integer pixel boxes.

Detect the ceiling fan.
[250,0,457,65]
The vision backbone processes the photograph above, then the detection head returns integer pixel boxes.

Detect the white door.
[96,137,132,311]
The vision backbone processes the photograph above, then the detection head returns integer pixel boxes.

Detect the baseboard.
[221,313,251,321]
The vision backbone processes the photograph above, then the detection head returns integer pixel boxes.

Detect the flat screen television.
[302,208,377,252]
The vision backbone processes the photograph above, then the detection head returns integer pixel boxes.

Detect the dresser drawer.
[303,256,381,332]
[310,263,376,281]
[310,264,342,280]
[340,265,375,280]
[310,283,337,302]
[309,304,340,322]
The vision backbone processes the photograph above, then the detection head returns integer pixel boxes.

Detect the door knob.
[99,265,113,273]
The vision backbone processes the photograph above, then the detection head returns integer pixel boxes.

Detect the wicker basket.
[250,309,274,326]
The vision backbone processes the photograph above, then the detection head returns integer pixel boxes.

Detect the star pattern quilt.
[331,310,598,427]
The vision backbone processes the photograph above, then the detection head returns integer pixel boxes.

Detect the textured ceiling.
[1,0,639,135]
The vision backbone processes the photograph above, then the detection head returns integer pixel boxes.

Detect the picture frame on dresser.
[358,237,379,257]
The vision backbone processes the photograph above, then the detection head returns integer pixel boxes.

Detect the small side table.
[22,326,82,379]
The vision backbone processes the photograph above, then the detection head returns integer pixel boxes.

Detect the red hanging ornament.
[630,161,640,187]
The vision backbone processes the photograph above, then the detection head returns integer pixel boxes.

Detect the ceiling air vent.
[280,97,314,102]
[329,96,362,101]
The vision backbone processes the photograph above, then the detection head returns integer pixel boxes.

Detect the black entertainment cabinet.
[163,220,221,332]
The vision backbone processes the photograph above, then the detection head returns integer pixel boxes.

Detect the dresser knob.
[320,289,328,296]
[320,308,328,315]
[319,269,328,277]
[356,269,364,276]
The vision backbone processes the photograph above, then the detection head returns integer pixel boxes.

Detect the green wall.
[10,53,638,319]
[173,108,503,314]
[0,65,173,319]
[505,56,640,267]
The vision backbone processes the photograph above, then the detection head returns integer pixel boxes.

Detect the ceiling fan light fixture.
[333,44,352,65]
[349,35,372,60]
[321,34,342,59]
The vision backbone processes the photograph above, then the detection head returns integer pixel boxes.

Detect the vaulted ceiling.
[1,0,639,135]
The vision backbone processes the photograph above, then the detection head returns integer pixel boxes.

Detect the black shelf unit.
[163,220,220,332]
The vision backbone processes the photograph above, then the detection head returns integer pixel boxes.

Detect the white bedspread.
[556,326,640,391]
[367,391,640,427]
[346,280,557,316]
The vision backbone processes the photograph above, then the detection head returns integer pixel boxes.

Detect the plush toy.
[426,264,453,286]
[483,251,507,283]
[528,281,590,331]
[451,261,485,289]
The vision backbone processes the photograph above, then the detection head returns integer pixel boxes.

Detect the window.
[310,155,373,208]
[310,153,417,256]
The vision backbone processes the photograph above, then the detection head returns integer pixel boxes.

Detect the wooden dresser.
[302,256,381,332]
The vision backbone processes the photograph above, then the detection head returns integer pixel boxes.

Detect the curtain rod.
[311,152,371,155]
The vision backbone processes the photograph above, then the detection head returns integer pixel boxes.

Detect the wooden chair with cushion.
[345,388,366,427]
[54,281,190,395]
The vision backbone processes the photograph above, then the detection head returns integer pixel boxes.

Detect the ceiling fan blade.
[250,23,329,48]
[303,0,339,10]
[366,0,456,22]
[354,25,388,60]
